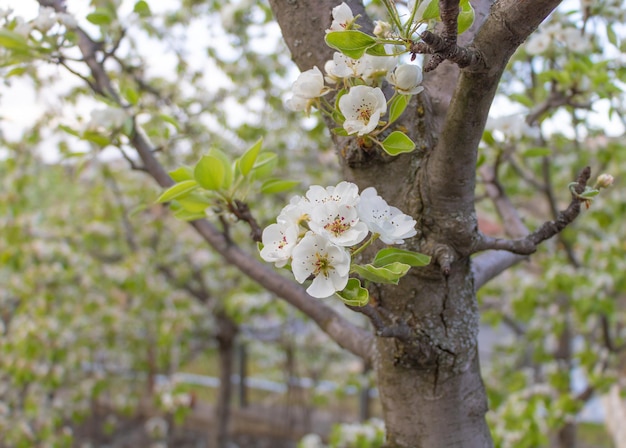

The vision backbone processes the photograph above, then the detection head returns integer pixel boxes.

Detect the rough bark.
[269,0,563,446]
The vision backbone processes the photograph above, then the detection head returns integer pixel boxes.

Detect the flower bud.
[387,64,424,95]
[373,20,392,38]
[595,173,614,189]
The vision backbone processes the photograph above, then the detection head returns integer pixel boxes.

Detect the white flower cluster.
[525,22,590,55]
[285,3,423,137]
[260,181,416,299]
[5,6,77,38]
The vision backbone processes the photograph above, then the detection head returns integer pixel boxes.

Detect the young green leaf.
[388,94,409,125]
[176,195,212,213]
[336,278,370,307]
[325,30,377,59]
[194,155,225,191]
[420,0,440,21]
[373,248,431,268]
[0,29,31,53]
[208,148,233,190]
[82,130,111,147]
[351,262,411,285]
[365,44,389,57]
[173,208,206,221]
[250,152,278,180]
[169,166,194,182]
[86,9,113,25]
[156,180,198,203]
[159,114,180,130]
[458,0,475,34]
[260,179,300,194]
[133,0,152,17]
[381,131,416,156]
[238,138,263,176]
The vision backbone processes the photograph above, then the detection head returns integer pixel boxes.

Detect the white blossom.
[259,223,299,268]
[526,32,551,55]
[305,181,361,208]
[291,232,351,298]
[299,433,326,448]
[324,52,364,84]
[308,202,369,247]
[286,66,327,112]
[561,27,590,53]
[326,2,354,33]
[285,95,309,112]
[338,85,387,136]
[291,66,326,99]
[277,195,310,228]
[373,20,392,38]
[33,6,56,31]
[387,64,424,95]
[357,187,417,244]
[486,114,538,140]
[361,53,398,84]
[87,106,128,130]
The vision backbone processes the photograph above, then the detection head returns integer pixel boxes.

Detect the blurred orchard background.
[0,0,626,447]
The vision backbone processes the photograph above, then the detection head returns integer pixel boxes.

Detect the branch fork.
[410,0,482,72]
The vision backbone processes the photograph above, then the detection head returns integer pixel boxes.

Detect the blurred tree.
[0,1,625,447]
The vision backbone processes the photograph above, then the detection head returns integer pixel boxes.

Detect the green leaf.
[482,130,495,146]
[6,66,27,78]
[260,179,300,194]
[606,24,618,47]
[133,0,152,17]
[351,262,411,285]
[522,147,551,158]
[365,44,388,57]
[173,208,206,221]
[169,166,194,182]
[0,29,30,53]
[458,0,475,34]
[335,278,369,307]
[373,248,431,268]
[238,137,263,176]
[123,86,139,105]
[509,93,535,108]
[388,95,409,124]
[86,9,113,25]
[325,30,377,59]
[59,125,80,137]
[250,152,278,179]
[159,114,180,130]
[580,188,600,199]
[156,180,199,203]
[82,130,110,147]
[332,127,349,136]
[194,155,225,191]
[208,148,233,190]
[381,131,415,155]
[420,0,440,21]
[176,195,211,213]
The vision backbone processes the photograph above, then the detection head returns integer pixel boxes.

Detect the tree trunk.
[267,1,562,446]
[214,312,238,448]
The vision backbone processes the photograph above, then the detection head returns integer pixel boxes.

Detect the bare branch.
[473,166,591,256]
[601,314,626,353]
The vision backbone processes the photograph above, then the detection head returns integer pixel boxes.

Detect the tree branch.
[44,1,375,362]
[473,166,591,256]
